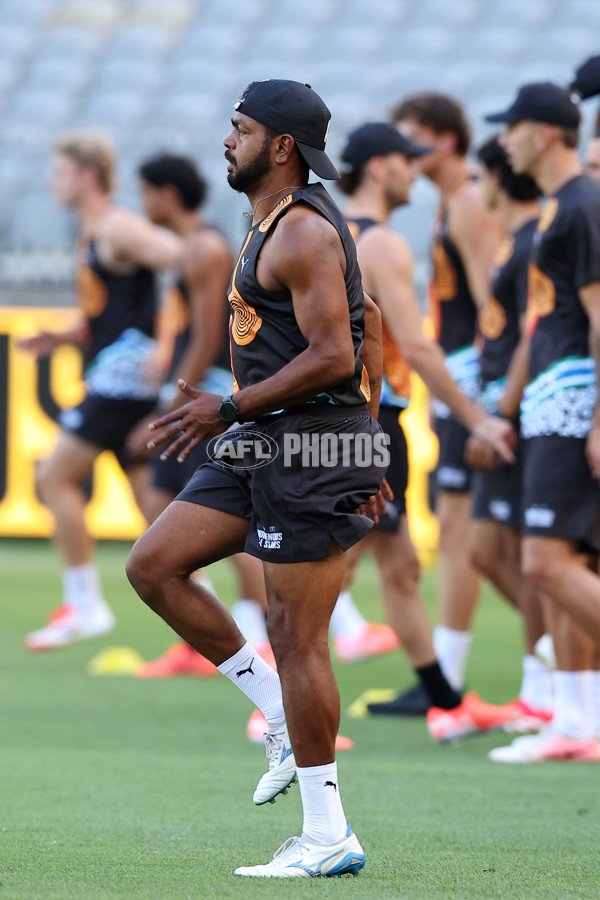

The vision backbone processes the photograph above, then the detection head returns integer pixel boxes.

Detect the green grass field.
[2,539,599,899]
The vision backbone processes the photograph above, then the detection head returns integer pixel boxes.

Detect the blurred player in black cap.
[338,122,519,739]
[391,93,504,702]
[127,79,388,877]
[483,79,600,763]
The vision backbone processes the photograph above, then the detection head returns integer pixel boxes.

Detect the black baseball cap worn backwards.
[485,82,580,129]
[341,122,433,171]
[235,79,340,180]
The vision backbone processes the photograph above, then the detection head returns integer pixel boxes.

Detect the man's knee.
[126,535,166,605]
[267,599,329,663]
[522,540,569,588]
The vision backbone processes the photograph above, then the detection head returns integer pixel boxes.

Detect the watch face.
[220,399,238,422]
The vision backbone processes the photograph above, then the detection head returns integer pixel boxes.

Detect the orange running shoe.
[246,709,354,750]
[489,731,600,763]
[334,622,399,664]
[137,642,218,679]
[503,698,554,734]
[427,691,522,742]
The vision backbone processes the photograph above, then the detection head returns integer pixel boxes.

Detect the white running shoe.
[234,826,365,878]
[489,730,600,763]
[253,721,297,805]
[25,604,116,652]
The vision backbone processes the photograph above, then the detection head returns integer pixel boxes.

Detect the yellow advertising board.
[0,306,439,551]
[0,307,147,539]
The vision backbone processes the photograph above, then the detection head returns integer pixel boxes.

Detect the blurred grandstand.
[0,0,598,303]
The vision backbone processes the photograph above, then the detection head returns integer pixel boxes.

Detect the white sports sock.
[551,671,595,740]
[297,761,348,845]
[62,564,106,615]
[593,672,600,738]
[433,626,472,692]
[231,599,268,646]
[329,590,367,640]
[217,642,284,726]
[519,655,553,711]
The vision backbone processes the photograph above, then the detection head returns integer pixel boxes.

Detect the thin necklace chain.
[242,185,302,218]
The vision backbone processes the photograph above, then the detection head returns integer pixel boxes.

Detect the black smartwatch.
[218,394,240,423]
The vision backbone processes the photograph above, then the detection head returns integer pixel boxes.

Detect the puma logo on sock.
[324,780,337,791]
[236,657,255,678]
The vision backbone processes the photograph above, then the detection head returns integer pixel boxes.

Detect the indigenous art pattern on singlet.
[429,177,480,419]
[522,175,600,439]
[478,217,537,413]
[346,216,411,410]
[228,182,370,408]
[77,239,158,400]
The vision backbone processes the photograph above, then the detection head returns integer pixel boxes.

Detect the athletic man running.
[392,93,503,699]
[484,81,600,763]
[338,122,517,739]
[20,132,182,651]
[127,80,390,878]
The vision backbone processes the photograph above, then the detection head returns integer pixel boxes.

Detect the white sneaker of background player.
[24,603,116,651]
[234,826,365,877]
[253,721,297,805]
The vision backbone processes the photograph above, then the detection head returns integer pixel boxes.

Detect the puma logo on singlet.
[236,657,255,678]
[240,255,250,272]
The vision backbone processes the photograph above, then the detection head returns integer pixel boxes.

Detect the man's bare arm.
[168,232,232,409]
[450,182,504,311]
[18,317,91,358]
[360,293,383,418]
[100,208,184,272]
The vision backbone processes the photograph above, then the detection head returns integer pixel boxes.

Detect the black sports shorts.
[521,434,600,551]
[59,393,156,467]
[176,405,388,563]
[433,414,472,494]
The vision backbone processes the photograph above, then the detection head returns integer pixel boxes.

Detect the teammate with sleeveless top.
[338,122,518,739]
[19,132,182,652]
[467,137,553,732]
[391,93,504,698]
[127,80,393,877]
[483,81,600,763]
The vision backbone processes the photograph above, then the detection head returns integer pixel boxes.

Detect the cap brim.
[484,109,520,123]
[405,143,434,158]
[295,140,340,180]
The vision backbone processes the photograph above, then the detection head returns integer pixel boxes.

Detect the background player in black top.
[467,137,553,731]
[484,81,600,763]
[126,80,389,877]
[392,93,504,695]
[127,153,271,681]
[19,131,182,652]
[338,123,518,738]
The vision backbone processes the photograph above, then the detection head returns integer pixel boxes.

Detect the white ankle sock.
[551,671,594,739]
[217,642,284,726]
[519,655,553,711]
[231,599,268,646]
[593,672,600,737]
[62,564,106,615]
[433,626,472,691]
[297,761,348,844]
[329,590,367,640]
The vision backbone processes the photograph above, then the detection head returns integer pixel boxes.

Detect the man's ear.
[274,134,296,166]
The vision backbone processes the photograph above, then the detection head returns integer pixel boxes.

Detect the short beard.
[227,138,272,194]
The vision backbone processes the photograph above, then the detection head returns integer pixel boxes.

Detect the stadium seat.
[462,27,528,63]
[200,0,270,28]
[525,29,599,67]
[102,26,174,63]
[0,0,55,26]
[411,0,483,27]
[5,87,74,127]
[95,58,163,94]
[386,26,457,62]
[165,58,236,99]
[76,89,150,129]
[150,89,225,129]
[22,57,90,95]
[265,0,339,27]
[0,24,38,62]
[35,27,102,63]
[483,0,556,28]
[175,25,244,60]
[6,190,73,250]
[342,0,411,28]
